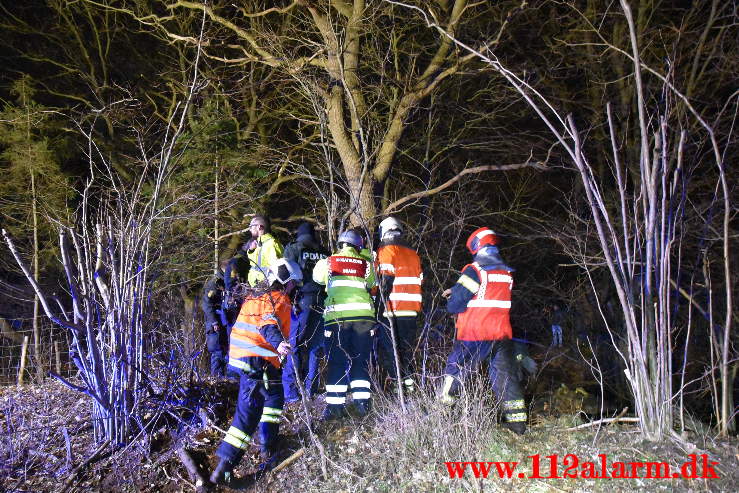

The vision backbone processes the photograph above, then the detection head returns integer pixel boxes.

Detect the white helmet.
[267,258,303,285]
[379,216,403,240]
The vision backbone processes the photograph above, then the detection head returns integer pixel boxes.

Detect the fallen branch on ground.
[272,448,305,473]
[564,408,639,431]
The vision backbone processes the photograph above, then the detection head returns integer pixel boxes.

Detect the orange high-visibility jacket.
[456,263,513,341]
[376,243,423,317]
[229,291,291,368]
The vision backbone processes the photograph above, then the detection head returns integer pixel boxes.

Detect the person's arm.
[283,243,299,264]
[259,323,286,350]
[201,280,222,329]
[375,247,394,301]
[312,258,328,285]
[446,266,480,314]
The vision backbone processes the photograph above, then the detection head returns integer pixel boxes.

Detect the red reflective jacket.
[456,263,513,341]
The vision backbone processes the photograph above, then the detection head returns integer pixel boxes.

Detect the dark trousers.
[442,339,527,423]
[376,315,417,381]
[324,320,374,408]
[216,363,284,464]
[282,293,325,401]
[206,326,230,377]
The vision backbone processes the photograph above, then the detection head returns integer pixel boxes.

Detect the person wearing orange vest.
[375,217,423,393]
[439,227,527,435]
[209,259,302,486]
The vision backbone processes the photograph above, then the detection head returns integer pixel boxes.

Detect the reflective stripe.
[388,293,422,302]
[506,412,528,422]
[467,299,511,308]
[227,358,252,372]
[440,394,456,405]
[325,396,346,404]
[503,399,525,410]
[229,338,279,357]
[383,310,418,318]
[326,384,348,392]
[476,229,495,240]
[350,380,370,388]
[378,263,395,273]
[260,415,281,423]
[324,330,332,337]
[325,302,374,312]
[223,426,251,450]
[263,407,283,416]
[441,375,455,400]
[351,391,371,400]
[457,274,480,293]
[393,276,422,285]
[328,279,366,289]
[487,273,513,283]
[232,321,260,332]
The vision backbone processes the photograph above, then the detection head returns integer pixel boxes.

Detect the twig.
[564,408,639,431]
[176,447,208,492]
[60,439,111,493]
[271,448,305,473]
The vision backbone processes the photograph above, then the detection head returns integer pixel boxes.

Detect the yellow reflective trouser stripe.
[223,426,251,450]
[227,358,252,372]
[506,412,528,422]
[457,274,480,293]
[260,406,283,423]
[503,399,525,410]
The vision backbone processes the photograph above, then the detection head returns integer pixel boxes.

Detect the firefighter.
[282,222,329,402]
[312,229,377,420]
[201,261,230,377]
[246,215,284,286]
[440,227,528,435]
[209,258,302,485]
[374,217,423,393]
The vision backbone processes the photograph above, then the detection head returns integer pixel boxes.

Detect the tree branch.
[384,160,546,213]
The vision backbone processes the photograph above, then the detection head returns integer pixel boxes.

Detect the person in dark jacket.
[281,222,329,402]
[201,263,230,377]
[440,227,527,435]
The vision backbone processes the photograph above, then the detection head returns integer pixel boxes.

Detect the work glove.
[277,341,292,357]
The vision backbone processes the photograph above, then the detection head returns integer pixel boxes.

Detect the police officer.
[282,222,329,402]
[440,227,528,435]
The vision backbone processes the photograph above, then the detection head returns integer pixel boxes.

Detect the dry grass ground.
[1,380,736,493]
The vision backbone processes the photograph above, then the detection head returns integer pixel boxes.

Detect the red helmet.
[466,227,499,254]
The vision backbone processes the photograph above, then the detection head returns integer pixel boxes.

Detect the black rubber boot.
[209,459,233,485]
[320,404,347,422]
[352,400,371,418]
[256,452,280,474]
[502,421,527,435]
